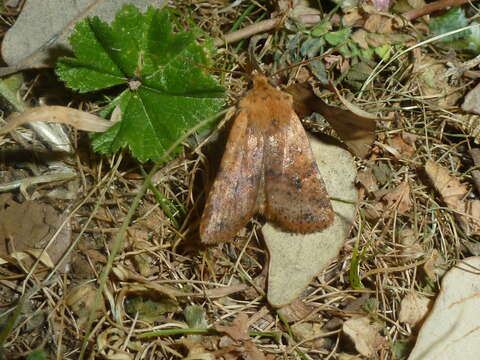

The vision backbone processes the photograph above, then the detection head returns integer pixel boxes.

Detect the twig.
[215,17,282,46]
[403,0,479,21]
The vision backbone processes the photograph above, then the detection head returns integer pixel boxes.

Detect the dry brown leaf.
[287,82,380,158]
[343,8,363,26]
[203,283,249,298]
[277,299,314,322]
[66,283,105,328]
[399,228,425,261]
[181,338,216,360]
[356,167,379,194]
[10,249,55,269]
[127,228,155,277]
[215,313,250,341]
[398,291,431,328]
[382,181,412,214]
[291,322,326,349]
[0,106,113,136]
[413,55,462,107]
[425,161,480,236]
[363,201,385,220]
[364,14,393,33]
[0,200,71,271]
[462,82,480,115]
[423,249,447,279]
[338,354,363,360]
[389,134,416,157]
[214,313,273,360]
[342,316,386,357]
[351,29,369,50]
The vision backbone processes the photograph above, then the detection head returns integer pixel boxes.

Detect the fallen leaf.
[382,181,412,214]
[425,161,480,236]
[364,14,393,34]
[277,299,314,323]
[215,313,250,341]
[181,338,215,360]
[356,167,379,194]
[342,8,363,27]
[413,55,462,107]
[0,200,72,272]
[343,316,386,357]
[462,82,480,115]
[423,249,447,280]
[399,228,425,261]
[408,257,480,360]
[66,283,105,328]
[0,0,165,74]
[291,322,326,349]
[365,32,412,48]
[124,293,179,322]
[263,136,357,307]
[288,82,380,158]
[351,29,369,50]
[0,106,114,136]
[127,227,155,277]
[338,354,363,360]
[363,201,385,220]
[398,291,431,328]
[389,134,416,157]
[214,313,273,360]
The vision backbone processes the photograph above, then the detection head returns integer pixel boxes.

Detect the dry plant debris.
[0,0,480,359]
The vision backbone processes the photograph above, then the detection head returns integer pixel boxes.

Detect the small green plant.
[56,5,225,162]
[429,7,480,55]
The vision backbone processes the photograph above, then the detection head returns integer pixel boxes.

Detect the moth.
[200,74,335,243]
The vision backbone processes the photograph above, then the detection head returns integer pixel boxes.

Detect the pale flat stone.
[2,0,165,68]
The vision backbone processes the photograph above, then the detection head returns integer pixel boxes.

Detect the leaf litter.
[1,1,480,359]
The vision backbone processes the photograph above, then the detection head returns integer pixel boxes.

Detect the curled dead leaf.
[214,313,273,360]
[425,161,480,236]
[343,316,386,357]
[0,106,113,136]
[287,81,391,158]
[382,181,412,214]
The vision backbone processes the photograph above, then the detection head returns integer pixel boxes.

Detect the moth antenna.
[247,35,266,75]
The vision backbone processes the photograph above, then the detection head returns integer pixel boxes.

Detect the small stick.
[215,18,282,46]
[403,0,478,21]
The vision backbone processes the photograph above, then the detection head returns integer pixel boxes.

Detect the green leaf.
[374,44,392,60]
[311,20,332,37]
[324,27,351,46]
[26,350,48,360]
[428,8,480,55]
[57,5,225,162]
[429,7,469,42]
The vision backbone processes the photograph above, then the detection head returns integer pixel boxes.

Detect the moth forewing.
[199,75,334,244]
[199,111,263,244]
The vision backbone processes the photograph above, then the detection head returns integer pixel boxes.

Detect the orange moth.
[200,74,334,243]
